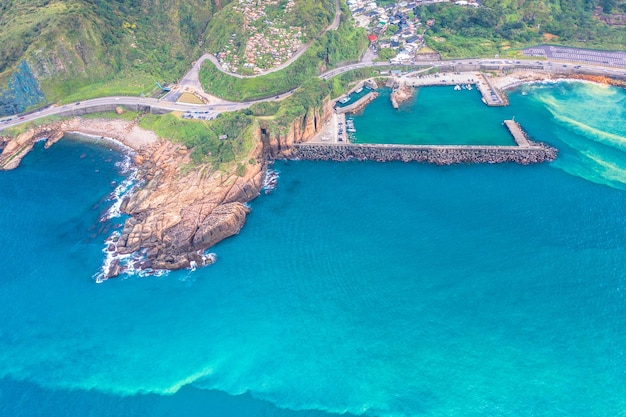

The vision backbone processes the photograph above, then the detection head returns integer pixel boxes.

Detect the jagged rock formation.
[390,83,414,109]
[113,139,264,273]
[262,98,335,158]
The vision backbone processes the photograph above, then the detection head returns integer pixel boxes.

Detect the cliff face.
[263,98,334,158]
[0,62,46,117]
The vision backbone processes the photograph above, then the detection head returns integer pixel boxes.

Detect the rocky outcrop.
[0,120,68,170]
[0,62,47,117]
[0,97,334,279]
[390,83,414,109]
[111,138,265,274]
[567,73,626,88]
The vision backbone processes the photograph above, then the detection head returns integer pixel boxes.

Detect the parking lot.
[523,45,626,67]
[182,110,216,120]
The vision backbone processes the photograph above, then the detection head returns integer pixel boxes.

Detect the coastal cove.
[1,81,626,416]
[349,87,516,146]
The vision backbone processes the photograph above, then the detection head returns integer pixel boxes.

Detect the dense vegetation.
[200,1,368,101]
[417,0,626,57]
[139,111,257,168]
[203,0,335,62]
[0,0,230,102]
[251,78,332,134]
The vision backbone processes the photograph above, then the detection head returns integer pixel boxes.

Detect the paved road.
[319,57,626,79]
[0,88,299,132]
[2,57,625,133]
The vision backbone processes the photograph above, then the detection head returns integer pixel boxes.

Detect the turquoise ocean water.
[0,82,625,417]
[350,87,516,146]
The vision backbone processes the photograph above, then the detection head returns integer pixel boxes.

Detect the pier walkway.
[503,120,531,147]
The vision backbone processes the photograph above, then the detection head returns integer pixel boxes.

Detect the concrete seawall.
[291,142,557,165]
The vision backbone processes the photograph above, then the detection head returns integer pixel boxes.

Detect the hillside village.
[348,0,480,63]
[215,0,305,74]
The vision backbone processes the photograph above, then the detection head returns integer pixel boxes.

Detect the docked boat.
[454,85,461,91]
[355,87,363,94]
[339,96,350,104]
[466,84,473,90]
[346,119,356,133]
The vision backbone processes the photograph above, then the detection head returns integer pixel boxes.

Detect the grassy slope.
[139,111,257,168]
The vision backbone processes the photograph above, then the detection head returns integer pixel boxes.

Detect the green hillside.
[202,0,335,74]
[417,0,626,57]
[0,0,229,113]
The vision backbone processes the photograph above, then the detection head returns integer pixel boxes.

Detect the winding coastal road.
[1,57,625,133]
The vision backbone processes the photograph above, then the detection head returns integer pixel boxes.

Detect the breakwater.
[336,92,379,114]
[291,142,557,165]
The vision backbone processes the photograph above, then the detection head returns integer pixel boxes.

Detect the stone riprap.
[291,142,557,165]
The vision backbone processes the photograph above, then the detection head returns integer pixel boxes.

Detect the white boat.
[339,97,350,104]
[454,85,461,91]
[355,87,363,93]
[466,84,473,90]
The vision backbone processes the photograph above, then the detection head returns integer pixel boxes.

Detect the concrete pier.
[476,73,507,106]
[503,119,531,147]
[336,92,378,114]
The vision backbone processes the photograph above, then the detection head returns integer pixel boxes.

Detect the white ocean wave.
[262,167,280,194]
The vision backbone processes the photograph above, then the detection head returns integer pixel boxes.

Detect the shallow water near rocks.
[0,82,625,416]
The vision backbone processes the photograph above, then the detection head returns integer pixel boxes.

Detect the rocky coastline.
[0,118,262,278]
[0,102,333,279]
[6,68,612,279]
